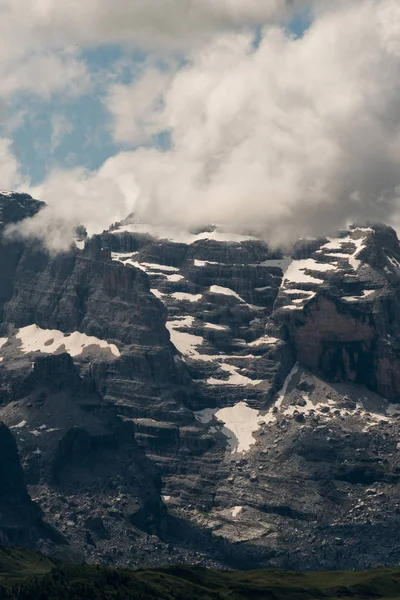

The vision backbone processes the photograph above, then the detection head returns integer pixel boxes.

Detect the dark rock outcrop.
[272,225,400,401]
[0,422,48,546]
[0,192,44,230]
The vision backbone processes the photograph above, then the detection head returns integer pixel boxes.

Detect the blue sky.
[5,46,140,185]
[2,14,312,187]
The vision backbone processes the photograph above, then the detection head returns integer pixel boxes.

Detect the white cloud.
[50,114,73,152]
[106,68,174,144]
[97,0,400,244]
[0,138,26,191]
[0,0,298,102]
[7,161,137,252]
[2,0,295,50]
[6,0,400,251]
[0,50,90,100]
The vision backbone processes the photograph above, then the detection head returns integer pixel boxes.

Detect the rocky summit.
[2,192,400,570]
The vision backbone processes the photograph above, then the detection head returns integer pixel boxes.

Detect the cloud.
[97,0,400,244]
[0,0,297,103]
[106,68,174,145]
[0,50,90,100]
[0,138,26,191]
[50,114,73,152]
[7,0,400,251]
[2,0,296,50]
[7,161,136,252]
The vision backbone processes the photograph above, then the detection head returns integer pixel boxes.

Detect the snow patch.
[194,259,219,267]
[140,263,179,272]
[171,292,202,302]
[283,289,316,296]
[248,336,279,347]
[215,402,263,453]
[342,290,375,302]
[17,324,120,358]
[195,401,264,453]
[114,223,257,244]
[204,323,228,331]
[231,506,243,518]
[209,286,245,302]
[284,259,337,285]
[261,364,300,425]
[386,254,400,271]
[166,317,204,357]
[11,421,27,429]
[111,253,180,276]
[0,338,7,350]
[166,274,184,282]
[318,234,369,271]
[207,363,262,387]
[151,289,165,299]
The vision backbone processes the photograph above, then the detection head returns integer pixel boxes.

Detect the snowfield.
[16,324,120,358]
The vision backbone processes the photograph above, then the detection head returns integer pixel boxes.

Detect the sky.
[2,0,400,250]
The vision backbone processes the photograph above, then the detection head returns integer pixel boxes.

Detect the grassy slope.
[1,548,400,599]
[0,548,54,584]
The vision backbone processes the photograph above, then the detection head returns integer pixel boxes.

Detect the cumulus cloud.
[2,0,297,50]
[98,0,400,244]
[0,138,26,191]
[0,0,302,103]
[50,114,73,153]
[0,50,90,100]
[106,68,174,144]
[6,162,137,252]
[6,0,400,250]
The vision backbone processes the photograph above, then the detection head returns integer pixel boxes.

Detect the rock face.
[2,351,169,564]
[3,193,400,570]
[272,225,400,401]
[0,421,49,547]
[0,192,45,230]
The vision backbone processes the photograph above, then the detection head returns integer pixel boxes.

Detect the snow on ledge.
[207,363,262,387]
[195,401,263,454]
[342,290,375,302]
[231,506,243,518]
[248,336,279,347]
[151,289,165,299]
[16,324,120,358]
[283,259,337,285]
[114,223,257,244]
[171,292,202,302]
[204,323,228,331]
[166,317,205,357]
[209,285,245,302]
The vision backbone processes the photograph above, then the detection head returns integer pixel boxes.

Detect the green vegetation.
[0,548,54,585]
[0,547,400,599]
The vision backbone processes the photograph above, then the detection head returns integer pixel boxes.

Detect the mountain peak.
[0,191,45,228]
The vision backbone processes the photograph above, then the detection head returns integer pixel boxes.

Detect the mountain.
[1,191,400,570]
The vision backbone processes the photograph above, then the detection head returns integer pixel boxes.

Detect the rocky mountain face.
[0,421,54,547]
[2,192,400,570]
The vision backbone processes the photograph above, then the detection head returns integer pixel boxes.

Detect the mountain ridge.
[1,191,400,570]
